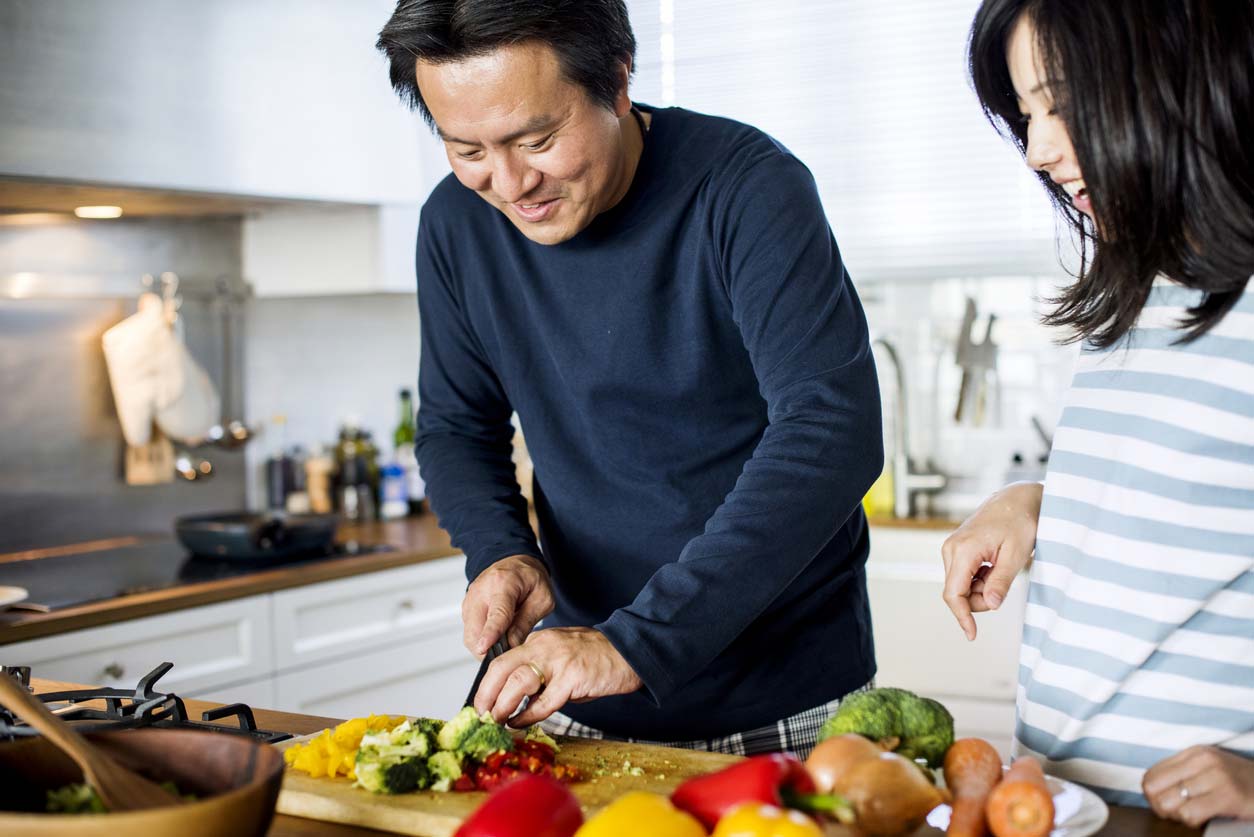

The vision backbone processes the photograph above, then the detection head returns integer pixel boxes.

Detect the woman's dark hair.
[377,0,637,129]
[969,0,1254,346]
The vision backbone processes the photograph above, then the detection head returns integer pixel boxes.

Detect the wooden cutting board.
[274,731,742,837]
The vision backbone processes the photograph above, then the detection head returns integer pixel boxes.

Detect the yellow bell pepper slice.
[575,791,706,837]
[711,803,823,837]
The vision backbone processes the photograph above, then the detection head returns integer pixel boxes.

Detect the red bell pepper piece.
[453,773,584,837]
[671,753,852,830]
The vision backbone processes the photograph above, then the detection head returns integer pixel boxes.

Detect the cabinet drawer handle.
[102,662,125,680]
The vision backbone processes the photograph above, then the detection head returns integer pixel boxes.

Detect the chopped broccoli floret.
[390,722,436,758]
[523,724,560,753]
[412,717,445,739]
[436,705,485,752]
[359,719,435,759]
[354,749,429,795]
[819,687,955,768]
[426,750,464,793]
[460,721,515,761]
[45,783,106,814]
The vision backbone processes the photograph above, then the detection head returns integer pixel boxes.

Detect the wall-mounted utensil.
[953,297,1000,426]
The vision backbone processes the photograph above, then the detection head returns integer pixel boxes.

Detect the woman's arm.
[941,481,1044,640]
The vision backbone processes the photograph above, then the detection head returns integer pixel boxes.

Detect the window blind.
[626,0,1062,283]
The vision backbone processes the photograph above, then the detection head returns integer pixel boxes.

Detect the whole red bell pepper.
[453,772,584,837]
[670,753,853,830]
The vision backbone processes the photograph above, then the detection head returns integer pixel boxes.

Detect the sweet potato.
[985,757,1054,837]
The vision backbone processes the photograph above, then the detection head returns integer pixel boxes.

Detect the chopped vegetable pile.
[45,780,196,814]
[283,706,580,795]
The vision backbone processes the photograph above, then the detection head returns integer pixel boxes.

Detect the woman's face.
[1006,14,1093,218]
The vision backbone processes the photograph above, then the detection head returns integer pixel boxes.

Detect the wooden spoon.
[0,674,181,811]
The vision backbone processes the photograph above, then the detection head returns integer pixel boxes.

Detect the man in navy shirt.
[378,0,883,754]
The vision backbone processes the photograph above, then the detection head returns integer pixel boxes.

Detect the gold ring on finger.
[525,661,547,691]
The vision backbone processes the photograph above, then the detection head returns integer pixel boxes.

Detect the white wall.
[242,294,421,506]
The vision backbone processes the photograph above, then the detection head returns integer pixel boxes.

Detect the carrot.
[985,757,1055,837]
[942,738,1003,837]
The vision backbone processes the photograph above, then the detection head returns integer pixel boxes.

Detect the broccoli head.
[426,750,464,793]
[436,706,485,752]
[820,689,904,743]
[819,687,955,768]
[460,720,515,761]
[354,749,429,795]
[897,696,955,767]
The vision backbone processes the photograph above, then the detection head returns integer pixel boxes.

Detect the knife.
[463,638,508,709]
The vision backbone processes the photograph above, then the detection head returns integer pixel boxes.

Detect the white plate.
[927,774,1110,837]
[0,586,29,610]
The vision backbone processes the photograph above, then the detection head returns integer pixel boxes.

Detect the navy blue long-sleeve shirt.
[415,105,883,740]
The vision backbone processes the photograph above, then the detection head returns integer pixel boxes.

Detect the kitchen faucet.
[872,337,947,518]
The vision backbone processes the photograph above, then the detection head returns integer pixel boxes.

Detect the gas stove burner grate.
[0,662,292,744]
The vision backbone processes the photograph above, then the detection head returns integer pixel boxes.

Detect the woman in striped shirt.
[941,0,1254,828]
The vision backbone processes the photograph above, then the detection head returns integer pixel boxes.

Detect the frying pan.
[174,512,338,561]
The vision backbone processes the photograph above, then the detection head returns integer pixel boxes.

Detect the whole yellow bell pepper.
[575,791,706,837]
[711,803,823,837]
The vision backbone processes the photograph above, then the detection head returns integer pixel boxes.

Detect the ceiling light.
[74,205,123,219]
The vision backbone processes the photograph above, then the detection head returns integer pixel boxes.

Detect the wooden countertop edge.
[866,516,962,531]
[0,518,462,645]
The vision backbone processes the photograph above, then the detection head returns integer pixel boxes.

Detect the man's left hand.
[472,627,643,727]
[1143,745,1254,828]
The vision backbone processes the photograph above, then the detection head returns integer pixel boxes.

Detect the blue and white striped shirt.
[1015,278,1254,807]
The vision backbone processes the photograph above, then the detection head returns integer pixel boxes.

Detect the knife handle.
[463,638,509,709]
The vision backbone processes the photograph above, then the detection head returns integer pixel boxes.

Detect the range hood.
[0,176,358,222]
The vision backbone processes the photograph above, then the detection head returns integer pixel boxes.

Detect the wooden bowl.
[0,727,284,836]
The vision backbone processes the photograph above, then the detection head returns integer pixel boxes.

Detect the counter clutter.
[8,677,1204,837]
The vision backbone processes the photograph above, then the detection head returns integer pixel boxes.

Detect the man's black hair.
[377,0,637,129]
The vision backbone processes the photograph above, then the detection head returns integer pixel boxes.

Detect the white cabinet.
[865,526,1027,758]
[242,203,421,296]
[274,628,477,720]
[0,596,273,696]
[0,0,435,205]
[0,556,474,721]
[271,556,466,669]
[186,676,278,710]
[269,555,476,718]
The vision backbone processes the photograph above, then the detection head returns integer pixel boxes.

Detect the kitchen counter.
[20,678,1207,837]
[867,515,962,531]
[0,516,459,644]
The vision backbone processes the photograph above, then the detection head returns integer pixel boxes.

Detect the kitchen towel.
[102,292,219,446]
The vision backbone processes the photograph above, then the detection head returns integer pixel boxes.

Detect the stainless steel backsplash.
[0,219,248,553]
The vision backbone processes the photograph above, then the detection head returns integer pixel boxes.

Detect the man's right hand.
[462,554,555,656]
[941,481,1043,641]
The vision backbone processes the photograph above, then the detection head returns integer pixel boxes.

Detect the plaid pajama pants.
[541,680,873,760]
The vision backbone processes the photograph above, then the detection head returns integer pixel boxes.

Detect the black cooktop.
[0,539,394,612]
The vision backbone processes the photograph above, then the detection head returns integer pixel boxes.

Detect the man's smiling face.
[417,41,634,245]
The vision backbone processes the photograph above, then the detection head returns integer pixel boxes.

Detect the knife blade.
[463,638,508,709]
